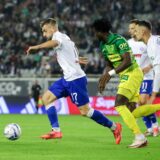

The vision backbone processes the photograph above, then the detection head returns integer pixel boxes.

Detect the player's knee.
[41,94,49,106]
[79,105,91,116]
[42,91,55,106]
[127,102,137,112]
[139,99,147,105]
[115,94,128,107]
[79,108,88,116]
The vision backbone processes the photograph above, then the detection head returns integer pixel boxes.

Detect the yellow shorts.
[117,67,143,103]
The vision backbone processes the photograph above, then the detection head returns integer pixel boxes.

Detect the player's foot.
[40,131,63,140]
[153,127,159,137]
[112,123,122,144]
[144,130,153,137]
[128,138,147,148]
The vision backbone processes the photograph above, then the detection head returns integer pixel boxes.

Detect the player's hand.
[76,57,88,65]
[26,46,39,55]
[98,73,111,94]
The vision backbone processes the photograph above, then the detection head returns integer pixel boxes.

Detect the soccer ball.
[4,123,21,140]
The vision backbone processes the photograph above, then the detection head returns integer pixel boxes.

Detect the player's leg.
[140,94,153,136]
[126,100,153,135]
[40,90,63,139]
[132,66,160,117]
[79,104,122,144]
[79,104,113,128]
[115,68,147,148]
[139,94,159,136]
[68,76,122,144]
[139,80,159,136]
[42,90,60,131]
[128,94,160,137]
[40,78,67,139]
[132,103,160,118]
[114,93,147,148]
[149,114,159,137]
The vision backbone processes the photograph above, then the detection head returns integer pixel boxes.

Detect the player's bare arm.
[114,52,132,74]
[77,57,88,65]
[142,64,152,74]
[74,45,89,65]
[98,52,131,93]
[26,40,59,55]
[98,60,113,93]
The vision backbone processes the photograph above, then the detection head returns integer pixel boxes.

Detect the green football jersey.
[100,33,139,75]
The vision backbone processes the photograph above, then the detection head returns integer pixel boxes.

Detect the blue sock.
[143,116,152,129]
[46,106,59,128]
[90,110,113,128]
[148,113,157,124]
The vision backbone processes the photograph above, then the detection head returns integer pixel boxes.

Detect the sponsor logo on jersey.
[119,42,128,50]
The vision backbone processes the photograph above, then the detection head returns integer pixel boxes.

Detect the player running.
[128,19,159,137]
[134,20,160,135]
[135,20,160,103]
[92,18,160,148]
[26,18,122,144]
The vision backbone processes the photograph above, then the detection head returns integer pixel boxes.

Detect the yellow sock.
[132,104,160,118]
[116,105,142,135]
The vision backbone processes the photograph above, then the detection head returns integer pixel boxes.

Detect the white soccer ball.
[4,123,21,140]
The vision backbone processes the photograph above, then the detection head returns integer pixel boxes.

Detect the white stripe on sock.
[87,108,94,117]
[52,128,61,132]
[46,103,54,110]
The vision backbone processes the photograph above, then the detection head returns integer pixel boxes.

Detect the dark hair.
[40,18,57,28]
[129,19,139,24]
[137,20,152,31]
[92,18,112,33]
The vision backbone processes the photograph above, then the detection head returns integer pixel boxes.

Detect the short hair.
[40,18,58,28]
[137,20,152,31]
[92,18,112,33]
[129,19,139,24]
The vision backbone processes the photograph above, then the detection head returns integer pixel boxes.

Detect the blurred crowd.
[0,0,160,77]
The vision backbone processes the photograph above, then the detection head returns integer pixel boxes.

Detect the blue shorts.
[49,76,89,107]
[140,80,153,94]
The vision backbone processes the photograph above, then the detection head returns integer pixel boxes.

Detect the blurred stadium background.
[0,1,160,160]
[0,0,160,115]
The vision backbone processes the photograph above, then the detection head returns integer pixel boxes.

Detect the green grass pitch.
[0,115,159,160]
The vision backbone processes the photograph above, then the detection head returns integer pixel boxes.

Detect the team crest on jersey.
[120,75,129,81]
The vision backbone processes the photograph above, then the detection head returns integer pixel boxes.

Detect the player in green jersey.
[92,18,147,148]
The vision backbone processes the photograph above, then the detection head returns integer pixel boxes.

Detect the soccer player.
[134,20,160,100]
[134,20,160,135]
[92,18,160,148]
[26,18,122,144]
[128,19,159,137]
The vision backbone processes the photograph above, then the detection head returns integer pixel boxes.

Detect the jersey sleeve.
[115,37,131,54]
[52,34,62,49]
